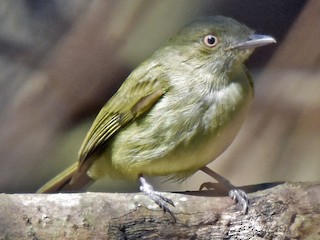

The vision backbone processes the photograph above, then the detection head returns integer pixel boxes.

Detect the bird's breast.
[101,67,253,180]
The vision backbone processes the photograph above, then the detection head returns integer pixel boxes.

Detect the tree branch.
[0,182,319,239]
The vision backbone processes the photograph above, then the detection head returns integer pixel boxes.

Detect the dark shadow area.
[175,182,284,197]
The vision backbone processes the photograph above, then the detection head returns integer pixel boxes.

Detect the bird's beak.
[228,34,276,50]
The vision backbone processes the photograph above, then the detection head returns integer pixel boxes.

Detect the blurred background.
[0,0,318,194]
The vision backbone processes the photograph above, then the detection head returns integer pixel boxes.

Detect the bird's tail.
[37,162,94,193]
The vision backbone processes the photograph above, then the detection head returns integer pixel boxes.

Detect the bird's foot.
[199,181,249,214]
[228,188,249,214]
[139,176,176,222]
[200,167,249,214]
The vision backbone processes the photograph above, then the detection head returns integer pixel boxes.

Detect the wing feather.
[78,72,170,172]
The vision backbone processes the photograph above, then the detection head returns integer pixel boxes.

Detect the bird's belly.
[91,72,253,181]
[140,101,250,178]
[108,91,252,180]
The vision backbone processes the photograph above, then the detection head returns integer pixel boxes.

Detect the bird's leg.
[200,166,248,214]
[139,175,176,222]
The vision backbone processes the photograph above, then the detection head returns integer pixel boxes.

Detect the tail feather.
[37,162,94,193]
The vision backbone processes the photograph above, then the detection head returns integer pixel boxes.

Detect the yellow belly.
[88,66,253,181]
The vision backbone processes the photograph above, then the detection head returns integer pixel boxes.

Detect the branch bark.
[0,182,319,239]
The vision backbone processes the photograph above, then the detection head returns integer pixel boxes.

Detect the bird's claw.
[200,167,249,214]
[229,188,249,214]
[139,176,176,222]
[200,182,249,214]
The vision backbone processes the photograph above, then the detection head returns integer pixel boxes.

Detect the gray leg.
[200,166,249,214]
[139,175,176,222]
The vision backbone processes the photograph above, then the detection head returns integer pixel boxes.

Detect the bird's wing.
[77,69,170,174]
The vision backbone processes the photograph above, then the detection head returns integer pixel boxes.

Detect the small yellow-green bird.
[38,16,275,215]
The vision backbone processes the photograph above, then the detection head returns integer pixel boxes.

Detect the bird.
[37,16,276,217]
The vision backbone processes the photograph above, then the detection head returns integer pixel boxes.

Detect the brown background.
[0,0,317,194]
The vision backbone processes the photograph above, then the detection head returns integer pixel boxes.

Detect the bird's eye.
[203,35,218,47]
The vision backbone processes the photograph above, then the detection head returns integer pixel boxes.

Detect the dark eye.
[203,35,218,47]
